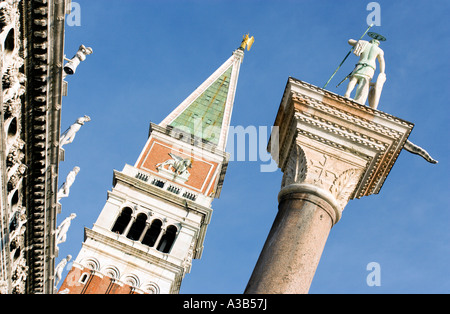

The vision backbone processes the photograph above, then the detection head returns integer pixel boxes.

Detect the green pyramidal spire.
[169,66,232,145]
[159,44,248,151]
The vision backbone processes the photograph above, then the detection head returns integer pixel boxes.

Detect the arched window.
[141,219,162,247]
[157,225,178,253]
[7,117,17,143]
[111,207,132,234]
[126,213,147,241]
[4,28,15,57]
[79,273,90,284]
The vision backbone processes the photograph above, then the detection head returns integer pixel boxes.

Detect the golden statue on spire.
[240,33,255,51]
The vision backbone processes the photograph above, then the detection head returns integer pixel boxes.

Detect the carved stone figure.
[59,115,91,148]
[56,213,76,246]
[344,38,385,106]
[3,72,26,102]
[0,2,12,30]
[57,166,80,201]
[55,255,72,287]
[156,153,192,181]
[6,138,25,169]
[0,280,7,294]
[7,163,27,192]
[11,258,27,294]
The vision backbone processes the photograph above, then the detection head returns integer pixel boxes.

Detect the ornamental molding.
[292,93,405,139]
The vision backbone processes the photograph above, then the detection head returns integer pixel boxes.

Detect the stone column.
[245,77,414,294]
[245,184,340,294]
[138,222,151,243]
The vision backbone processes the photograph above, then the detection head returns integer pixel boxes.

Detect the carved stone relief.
[0,0,27,294]
[330,168,363,210]
[281,144,307,188]
[281,141,364,212]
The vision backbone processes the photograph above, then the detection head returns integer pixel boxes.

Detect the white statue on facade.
[344,35,386,108]
[56,213,77,246]
[156,153,192,182]
[57,166,80,201]
[63,44,93,77]
[55,255,72,287]
[60,115,91,148]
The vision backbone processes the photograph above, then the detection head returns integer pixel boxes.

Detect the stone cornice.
[23,0,65,294]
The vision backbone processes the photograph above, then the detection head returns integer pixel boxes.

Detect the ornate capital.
[281,141,363,213]
[272,77,414,215]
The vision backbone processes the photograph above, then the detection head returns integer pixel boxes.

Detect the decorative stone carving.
[11,258,27,294]
[281,142,363,212]
[281,145,306,188]
[7,163,26,191]
[6,138,25,169]
[8,206,26,238]
[0,280,7,294]
[4,97,21,119]
[2,71,25,102]
[144,283,160,294]
[156,153,192,183]
[0,2,12,30]
[330,168,363,210]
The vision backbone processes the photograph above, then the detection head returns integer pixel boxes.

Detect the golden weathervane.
[240,33,255,51]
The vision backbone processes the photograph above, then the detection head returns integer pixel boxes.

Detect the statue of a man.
[344,38,385,107]
[56,213,77,246]
[57,166,80,201]
[55,255,72,287]
[60,115,91,148]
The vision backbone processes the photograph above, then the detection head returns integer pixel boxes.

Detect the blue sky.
[57,0,450,294]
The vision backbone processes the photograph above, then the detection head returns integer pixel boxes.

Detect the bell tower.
[58,36,253,294]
